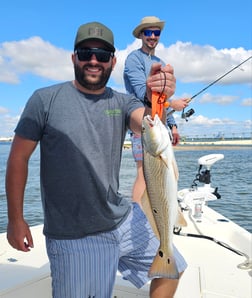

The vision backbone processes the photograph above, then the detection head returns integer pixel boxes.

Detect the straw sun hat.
[133,16,165,38]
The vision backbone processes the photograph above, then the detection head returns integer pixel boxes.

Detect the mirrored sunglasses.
[143,29,161,37]
[75,48,114,63]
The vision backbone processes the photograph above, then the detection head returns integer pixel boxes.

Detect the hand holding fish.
[146,63,176,103]
[129,64,176,133]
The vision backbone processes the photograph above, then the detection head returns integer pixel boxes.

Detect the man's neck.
[73,80,106,95]
[141,45,155,56]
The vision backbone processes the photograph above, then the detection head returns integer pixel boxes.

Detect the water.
[0,143,251,233]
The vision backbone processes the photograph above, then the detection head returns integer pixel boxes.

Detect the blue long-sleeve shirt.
[123,48,176,126]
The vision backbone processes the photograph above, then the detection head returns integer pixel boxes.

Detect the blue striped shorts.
[131,133,143,161]
[46,203,187,298]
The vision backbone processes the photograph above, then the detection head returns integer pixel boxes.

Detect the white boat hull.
[1,205,251,298]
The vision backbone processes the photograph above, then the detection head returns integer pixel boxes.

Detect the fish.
[141,114,187,279]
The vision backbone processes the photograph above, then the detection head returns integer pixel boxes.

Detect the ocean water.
[0,143,251,233]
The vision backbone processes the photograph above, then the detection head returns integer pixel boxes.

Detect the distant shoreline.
[174,145,251,151]
[1,138,252,151]
[123,138,252,150]
[175,139,252,150]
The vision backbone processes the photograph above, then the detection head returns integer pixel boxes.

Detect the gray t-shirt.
[15,81,143,239]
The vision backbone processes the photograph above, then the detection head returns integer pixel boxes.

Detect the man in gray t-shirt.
[6,21,187,297]
[15,82,141,239]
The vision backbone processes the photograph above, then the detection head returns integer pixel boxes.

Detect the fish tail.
[176,207,187,227]
[148,251,179,279]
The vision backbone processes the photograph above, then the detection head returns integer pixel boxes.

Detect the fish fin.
[141,189,160,240]
[176,207,187,227]
[172,157,179,181]
[160,154,169,168]
[148,250,179,279]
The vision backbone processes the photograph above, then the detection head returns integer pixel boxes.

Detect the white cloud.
[0,37,251,138]
[241,98,252,106]
[199,93,238,105]
[0,37,74,83]
[175,114,251,138]
[0,113,19,138]
[1,37,251,86]
[155,42,252,85]
[0,106,9,114]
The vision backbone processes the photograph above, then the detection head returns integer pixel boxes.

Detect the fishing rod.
[167,55,252,120]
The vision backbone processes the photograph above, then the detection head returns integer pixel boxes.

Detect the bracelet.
[168,124,178,130]
[143,95,152,108]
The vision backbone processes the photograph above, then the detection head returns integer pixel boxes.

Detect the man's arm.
[124,54,147,99]
[6,135,38,251]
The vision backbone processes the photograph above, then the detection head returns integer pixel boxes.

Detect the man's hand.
[146,63,176,100]
[7,220,34,252]
[171,126,180,146]
[170,98,189,111]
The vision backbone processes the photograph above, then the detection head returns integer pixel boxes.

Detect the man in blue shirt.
[124,16,188,296]
[124,16,188,204]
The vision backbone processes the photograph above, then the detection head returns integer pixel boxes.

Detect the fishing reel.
[181,108,195,121]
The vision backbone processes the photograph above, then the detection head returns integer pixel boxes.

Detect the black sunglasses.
[75,48,114,63]
[143,29,161,37]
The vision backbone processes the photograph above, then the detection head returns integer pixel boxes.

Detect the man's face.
[73,41,116,91]
[140,27,161,50]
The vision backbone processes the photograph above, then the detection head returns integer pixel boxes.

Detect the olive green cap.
[74,22,115,52]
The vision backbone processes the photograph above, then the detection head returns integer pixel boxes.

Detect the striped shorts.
[46,203,187,298]
[131,133,143,161]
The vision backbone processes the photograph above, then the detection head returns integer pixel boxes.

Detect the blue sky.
[0,0,251,138]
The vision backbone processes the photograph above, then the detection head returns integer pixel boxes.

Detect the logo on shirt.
[104,109,122,116]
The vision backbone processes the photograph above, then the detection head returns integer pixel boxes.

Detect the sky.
[0,0,251,139]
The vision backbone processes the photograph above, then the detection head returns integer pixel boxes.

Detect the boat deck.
[0,207,251,298]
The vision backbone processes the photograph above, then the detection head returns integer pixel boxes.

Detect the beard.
[74,63,112,91]
[144,38,158,51]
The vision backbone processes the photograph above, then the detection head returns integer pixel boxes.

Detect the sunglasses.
[75,48,114,63]
[143,29,161,37]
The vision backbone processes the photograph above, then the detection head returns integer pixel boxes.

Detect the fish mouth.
[144,114,157,127]
[142,115,153,134]
[142,115,161,136]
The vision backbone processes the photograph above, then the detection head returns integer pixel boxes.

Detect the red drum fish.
[141,114,186,279]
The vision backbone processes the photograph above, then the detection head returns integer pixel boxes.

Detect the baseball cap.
[74,22,115,52]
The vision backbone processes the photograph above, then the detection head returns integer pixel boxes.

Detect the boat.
[1,153,251,298]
